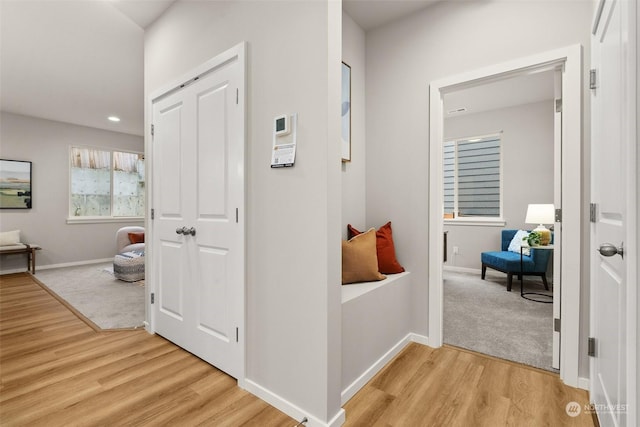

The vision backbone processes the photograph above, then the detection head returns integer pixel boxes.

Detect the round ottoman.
[113,250,145,282]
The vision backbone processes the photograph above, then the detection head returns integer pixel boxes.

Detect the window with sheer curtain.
[70,147,145,218]
[444,134,502,218]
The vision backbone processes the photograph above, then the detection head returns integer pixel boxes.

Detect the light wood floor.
[0,273,294,426]
[1,273,595,426]
[343,343,595,426]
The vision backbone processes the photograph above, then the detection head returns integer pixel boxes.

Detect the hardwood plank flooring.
[1,273,595,426]
[343,343,595,427]
[0,273,294,427]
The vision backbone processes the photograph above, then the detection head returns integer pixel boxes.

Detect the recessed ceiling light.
[108,116,121,122]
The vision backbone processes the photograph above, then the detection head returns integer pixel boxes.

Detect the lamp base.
[533,225,552,245]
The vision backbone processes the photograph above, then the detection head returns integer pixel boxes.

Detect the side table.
[520,244,553,303]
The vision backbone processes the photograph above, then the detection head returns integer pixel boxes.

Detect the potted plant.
[522,231,542,247]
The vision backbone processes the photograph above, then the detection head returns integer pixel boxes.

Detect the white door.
[590,1,635,426]
[552,68,562,370]
[151,49,245,379]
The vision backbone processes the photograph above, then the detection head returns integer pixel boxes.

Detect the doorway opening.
[428,45,583,388]
[441,69,559,371]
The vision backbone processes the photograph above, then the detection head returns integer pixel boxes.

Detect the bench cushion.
[0,244,28,252]
[0,243,40,252]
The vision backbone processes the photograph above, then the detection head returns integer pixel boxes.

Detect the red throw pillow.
[347,222,405,274]
[128,232,145,244]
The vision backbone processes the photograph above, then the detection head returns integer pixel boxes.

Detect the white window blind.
[444,135,501,218]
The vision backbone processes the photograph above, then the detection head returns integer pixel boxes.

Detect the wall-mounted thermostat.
[271,113,297,168]
[274,114,291,136]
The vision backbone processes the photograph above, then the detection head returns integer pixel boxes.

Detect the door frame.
[145,42,247,384]
[428,45,583,388]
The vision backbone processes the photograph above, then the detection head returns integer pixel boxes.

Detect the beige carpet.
[444,269,556,372]
[34,262,145,330]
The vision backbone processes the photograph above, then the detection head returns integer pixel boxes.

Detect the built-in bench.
[341,271,411,404]
[0,244,41,274]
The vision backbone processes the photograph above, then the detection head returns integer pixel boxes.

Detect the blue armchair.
[481,229,552,292]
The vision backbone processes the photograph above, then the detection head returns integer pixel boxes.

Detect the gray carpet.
[444,270,556,372]
[34,262,145,330]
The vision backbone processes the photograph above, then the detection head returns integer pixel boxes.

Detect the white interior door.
[552,68,562,370]
[151,49,245,379]
[590,1,634,425]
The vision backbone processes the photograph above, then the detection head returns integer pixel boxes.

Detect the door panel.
[158,241,185,320]
[197,83,229,219]
[157,102,184,217]
[197,246,230,341]
[591,0,631,425]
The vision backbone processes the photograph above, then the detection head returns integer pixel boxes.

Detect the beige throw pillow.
[0,230,21,246]
[342,228,386,285]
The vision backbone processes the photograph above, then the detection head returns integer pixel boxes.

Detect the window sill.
[444,218,506,227]
[66,216,145,225]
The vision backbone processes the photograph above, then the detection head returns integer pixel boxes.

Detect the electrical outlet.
[453,246,459,254]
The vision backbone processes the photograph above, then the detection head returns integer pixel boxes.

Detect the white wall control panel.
[271,113,297,168]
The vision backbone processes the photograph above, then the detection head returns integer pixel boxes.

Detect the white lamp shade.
[525,204,555,225]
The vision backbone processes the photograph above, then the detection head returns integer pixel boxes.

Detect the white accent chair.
[114,226,145,282]
[115,226,145,254]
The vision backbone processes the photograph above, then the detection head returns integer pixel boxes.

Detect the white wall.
[341,12,366,237]
[365,0,592,378]
[444,101,554,269]
[145,2,342,424]
[0,112,143,273]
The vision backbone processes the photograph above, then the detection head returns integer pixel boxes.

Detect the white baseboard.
[444,265,483,275]
[410,333,430,346]
[341,333,412,405]
[443,265,552,281]
[577,376,589,391]
[36,258,113,271]
[1,258,113,276]
[243,379,345,427]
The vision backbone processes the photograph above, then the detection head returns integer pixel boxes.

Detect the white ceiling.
[444,70,556,118]
[0,0,173,137]
[1,0,550,139]
[343,0,441,31]
[110,0,176,29]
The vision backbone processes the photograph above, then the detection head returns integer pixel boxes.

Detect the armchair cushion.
[128,232,145,244]
[481,250,537,273]
[500,229,518,251]
[507,229,531,256]
[116,226,145,254]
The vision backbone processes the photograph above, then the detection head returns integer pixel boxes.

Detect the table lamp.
[525,204,554,245]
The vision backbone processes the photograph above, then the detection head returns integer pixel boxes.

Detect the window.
[70,147,145,219]
[444,134,501,219]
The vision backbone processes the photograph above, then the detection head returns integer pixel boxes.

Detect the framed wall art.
[0,159,32,209]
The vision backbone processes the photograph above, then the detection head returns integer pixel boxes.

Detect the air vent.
[447,107,467,115]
